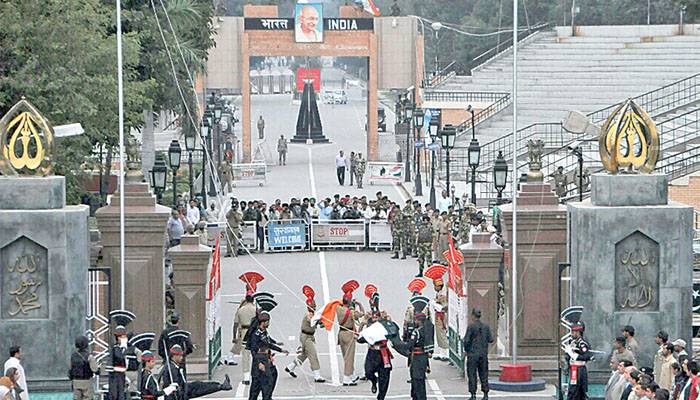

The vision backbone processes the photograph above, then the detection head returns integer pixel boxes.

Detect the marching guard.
[361,284,393,400]
[336,280,364,386]
[158,311,194,374]
[109,326,130,400]
[391,296,431,400]
[563,321,592,400]
[231,272,265,385]
[285,285,326,383]
[161,344,232,400]
[424,265,449,361]
[247,311,289,400]
[139,350,178,400]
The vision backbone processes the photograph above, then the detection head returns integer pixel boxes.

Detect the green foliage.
[0,0,214,204]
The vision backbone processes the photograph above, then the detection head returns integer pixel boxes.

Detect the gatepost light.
[404,100,414,183]
[493,150,508,204]
[413,107,424,196]
[150,155,167,204]
[185,132,196,199]
[200,119,210,207]
[468,136,481,205]
[439,124,456,196]
[428,120,439,208]
[167,139,182,208]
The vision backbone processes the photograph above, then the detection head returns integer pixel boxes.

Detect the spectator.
[0,378,12,400]
[206,203,218,223]
[195,221,208,246]
[0,385,11,400]
[437,190,451,213]
[657,389,671,400]
[673,339,689,366]
[606,360,633,400]
[0,373,17,400]
[643,382,660,400]
[656,331,670,383]
[685,361,699,400]
[167,209,184,247]
[335,150,347,186]
[659,344,677,391]
[3,346,27,400]
[672,362,687,400]
[187,199,200,226]
[258,203,268,252]
[623,326,640,358]
[621,369,640,400]
[612,336,637,367]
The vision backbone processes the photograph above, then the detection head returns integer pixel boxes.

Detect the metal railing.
[467,23,550,75]
[424,60,466,89]
[423,91,508,104]
[456,93,512,137]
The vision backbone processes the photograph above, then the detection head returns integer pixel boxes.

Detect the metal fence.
[265,219,309,253]
[368,220,392,250]
[310,220,367,249]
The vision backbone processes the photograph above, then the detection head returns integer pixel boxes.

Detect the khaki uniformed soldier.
[355,153,366,189]
[336,280,364,386]
[226,201,243,257]
[285,286,326,382]
[415,215,433,277]
[389,205,402,259]
[403,201,416,257]
[233,272,264,385]
[218,160,233,194]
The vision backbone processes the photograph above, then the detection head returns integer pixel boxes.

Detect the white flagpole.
[116,0,126,310]
[511,0,519,365]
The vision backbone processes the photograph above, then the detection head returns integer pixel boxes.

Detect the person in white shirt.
[437,190,452,213]
[4,346,27,400]
[187,199,200,226]
[335,150,347,186]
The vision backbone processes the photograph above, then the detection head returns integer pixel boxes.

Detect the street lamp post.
[428,121,439,208]
[404,101,414,183]
[413,107,424,197]
[185,132,196,199]
[439,124,456,197]
[167,139,182,208]
[214,103,223,166]
[493,150,508,204]
[200,119,210,207]
[467,105,481,205]
[150,154,167,204]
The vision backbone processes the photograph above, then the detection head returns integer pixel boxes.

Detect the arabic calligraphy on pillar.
[620,248,654,309]
[0,98,54,176]
[599,99,659,174]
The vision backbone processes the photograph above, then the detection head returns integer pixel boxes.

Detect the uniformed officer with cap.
[109,326,129,400]
[463,308,494,400]
[161,344,232,400]
[158,311,193,370]
[247,311,288,400]
[391,297,431,400]
[336,281,364,386]
[285,286,326,383]
[139,350,178,400]
[563,321,593,400]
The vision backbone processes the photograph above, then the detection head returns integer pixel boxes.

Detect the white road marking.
[216,393,552,400]
[234,382,245,398]
[308,147,317,198]
[429,379,447,400]
[320,252,340,386]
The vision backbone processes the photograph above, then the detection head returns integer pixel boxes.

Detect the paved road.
[203,84,556,399]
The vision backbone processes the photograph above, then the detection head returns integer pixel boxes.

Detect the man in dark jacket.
[463,308,493,400]
[69,335,98,400]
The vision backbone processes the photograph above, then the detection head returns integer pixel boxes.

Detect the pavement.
[201,74,557,399]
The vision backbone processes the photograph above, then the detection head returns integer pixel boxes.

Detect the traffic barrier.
[368,220,392,250]
[311,219,367,249]
[208,221,257,254]
[231,163,267,186]
[367,162,403,184]
[265,219,308,252]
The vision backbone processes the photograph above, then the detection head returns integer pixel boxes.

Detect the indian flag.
[355,0,381,16]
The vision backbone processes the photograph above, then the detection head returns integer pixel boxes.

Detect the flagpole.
[511,0,519,365]
[116,0,126,310]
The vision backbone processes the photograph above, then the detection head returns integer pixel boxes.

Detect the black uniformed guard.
[158,312,194,372]
[139,350,178,400]
[360,286,392,400]
[161,345,232,400]
[247,311,288,400]
[564,321,592,400]
[109,326,129,400]
[391,297,430,400]
[463,308,494,400]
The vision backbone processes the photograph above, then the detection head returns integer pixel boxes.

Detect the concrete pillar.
[460,232,503,354]
[500,183,567,357]
[95,182,171,335]
[168,235,212,379]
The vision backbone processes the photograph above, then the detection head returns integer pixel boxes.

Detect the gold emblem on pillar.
[0,98,54,176]
[599,99,659,174]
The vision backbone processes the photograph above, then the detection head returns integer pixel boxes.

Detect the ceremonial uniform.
[286,313,324,381]
[365,338,392,400]
[234,301,257,383]
[160,360,187,400]
[109,340,128,400]
[336,303,361,383]
[140,369,168,400]
[437,218,450,262]
[226,207,243,257]
[564,327,592,400]
[416,224,433,276]
[247,327,283,400]
[433,286,449,359]
[218,161,233,194]
[392,321,430,400]
[161,346,231,400]
[158,319,194,373]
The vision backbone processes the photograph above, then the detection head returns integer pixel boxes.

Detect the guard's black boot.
[371,381,377,394]
[220,374,232,391]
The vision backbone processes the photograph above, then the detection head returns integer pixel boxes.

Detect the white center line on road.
[429,379,447,400]
[308,147,317,198]
[234,382,244,399]
[318,251,341,385]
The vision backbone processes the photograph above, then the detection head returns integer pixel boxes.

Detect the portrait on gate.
[295,3,323,43]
